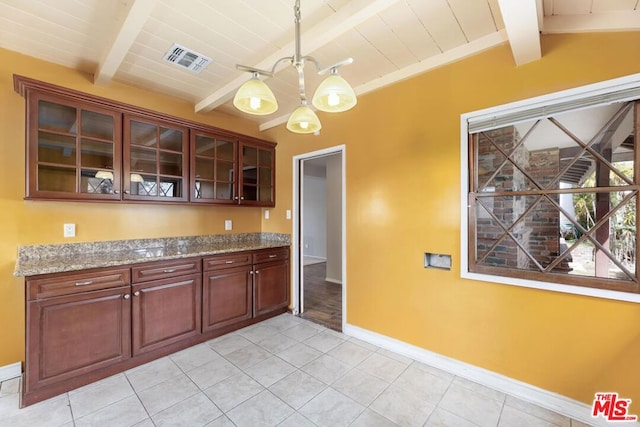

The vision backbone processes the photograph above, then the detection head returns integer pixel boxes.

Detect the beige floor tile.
[358,352,409,383]
[332,368,389,406]
[351,409,400,427]
[438,382,503,427]
[256,333,298,353]
[328,341,375,366]
[125,356,182,392]
[299,387,364,427]
[236,324,280,343]
[453,377,506,404]
[226,390,294,427]
[69,373,135,419]
[203,372,264,412]
[370,383,437,427]
[186,356,241,390]
[136,373,200,415]
[244,356,297,388]
[207,333,252,356]
[169,343,222,372]
[74,395,148,427]
[204,415,236,426]
[277,342,322,368]
[269,370,327,409]
[504,395,571,427]
[304,330,346,353]
[282,323,321,341]
[278,411,317,427]
[301,354,352,384]
[498,404,562,427]
[260,313,304,332]
[224,343,272,370]
[425,406,481,427]
[152,392,222,426]
[0,394,72,427]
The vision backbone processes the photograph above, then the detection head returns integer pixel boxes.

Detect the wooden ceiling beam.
[497,0,542,66]
[94,0,157,86]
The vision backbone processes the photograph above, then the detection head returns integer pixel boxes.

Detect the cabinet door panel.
[132,274,201,355]
[25,286,131,392]
[203,266,252,332]
[253,261,289,317]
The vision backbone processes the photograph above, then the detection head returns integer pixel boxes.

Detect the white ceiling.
[1,0,638,132]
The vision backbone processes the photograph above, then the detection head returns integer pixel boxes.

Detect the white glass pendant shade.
[312,74,357,113]
[95,170,114,180]
[286,105,322,134]
[233,77,278,115]
[130,173,144,183]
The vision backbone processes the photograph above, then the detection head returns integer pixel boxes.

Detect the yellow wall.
[0,49,268,366]
[262,32,640,405]
[3,32,640,407]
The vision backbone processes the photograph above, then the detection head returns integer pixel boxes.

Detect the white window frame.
[460,73,640,304]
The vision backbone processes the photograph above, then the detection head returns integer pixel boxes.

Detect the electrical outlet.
[286,210,292,220]
[264,210,270,219]
[63,223,76,238]
[224,219,232,231]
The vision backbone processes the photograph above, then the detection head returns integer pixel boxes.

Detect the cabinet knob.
[134,291,140,297]
[250,271,254,275]
[240,196,245,200]
[124,190,131,194]
[123,294,130,299]
[255,270,260,274]
[234,196,239,200]
[113,190,120,194]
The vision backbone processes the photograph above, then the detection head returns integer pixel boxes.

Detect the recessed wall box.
[424,253,451,270]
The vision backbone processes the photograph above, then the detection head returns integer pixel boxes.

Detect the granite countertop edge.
[15,233,291,277]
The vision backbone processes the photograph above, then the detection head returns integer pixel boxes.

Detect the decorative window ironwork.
[468,101,639,294]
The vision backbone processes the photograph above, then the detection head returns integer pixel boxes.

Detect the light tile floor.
[0,314,594,427]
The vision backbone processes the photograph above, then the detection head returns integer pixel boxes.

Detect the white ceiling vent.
[163,43,211,74]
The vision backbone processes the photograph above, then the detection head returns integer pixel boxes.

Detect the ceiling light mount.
[233,0,357,134]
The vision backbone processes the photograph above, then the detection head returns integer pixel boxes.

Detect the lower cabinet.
[23,247,289,407]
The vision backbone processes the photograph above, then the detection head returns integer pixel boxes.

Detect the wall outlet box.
[63,223,76,238]
[264,210,270,219]
[286,210,291,220]
[224,220,232,231]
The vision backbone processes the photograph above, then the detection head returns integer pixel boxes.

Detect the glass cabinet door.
[190,131,237,204]
[238,142,274,206]
[29,93,121,199]
[124,115,188,202]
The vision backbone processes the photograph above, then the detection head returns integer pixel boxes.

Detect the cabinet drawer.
[132,258,201,283]
[203,252,252,271]
[253,248,289,264]
[27,268,131,300]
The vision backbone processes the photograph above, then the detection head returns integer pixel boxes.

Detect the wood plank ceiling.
[0,0,638,132]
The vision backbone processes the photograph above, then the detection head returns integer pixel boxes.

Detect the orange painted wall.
[0,49,267,366]
[262,32,640,405]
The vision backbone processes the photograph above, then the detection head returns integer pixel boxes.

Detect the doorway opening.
[292,146,346,332]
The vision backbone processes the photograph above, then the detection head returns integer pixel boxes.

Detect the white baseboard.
[0,362,22,382]
[325,277,342,285]
[343,323,639,427]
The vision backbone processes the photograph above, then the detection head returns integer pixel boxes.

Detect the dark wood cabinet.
[202,252,253,332]
[25,268,132,399]
[123,114,189,202]
[190,130,276,206]
[25,90,122,200]
[132,273,202,355]
[253,248,290,316]
[15,75,276,206]
[22,247,288,407]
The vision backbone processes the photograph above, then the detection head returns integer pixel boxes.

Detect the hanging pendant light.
[232,72,278,115]
[233,0,356,134]
[286,102,321,134]
[312,68,357,113]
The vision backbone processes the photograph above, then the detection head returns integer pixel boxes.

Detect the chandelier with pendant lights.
[232,0,357,134]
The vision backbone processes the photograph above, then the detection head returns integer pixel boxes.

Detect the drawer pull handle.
[134,291,140,297]
[255,270,260,274]
[225,260,234,264]
[268,254,277,258]
[163,268,177,273]
[75,281,93,286]
[123,294,130,300]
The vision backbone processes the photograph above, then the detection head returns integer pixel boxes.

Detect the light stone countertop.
[14,233,290,277]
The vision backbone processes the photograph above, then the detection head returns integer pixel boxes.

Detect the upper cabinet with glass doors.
[190,131,275,206]
[16,75,276,206]
[26,91,122,200]
[124,115,188,202]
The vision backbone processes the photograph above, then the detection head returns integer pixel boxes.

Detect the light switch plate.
[264,210,270,219]
[63,223,76,238]
[286,210,291,220]
[224,219,232,231]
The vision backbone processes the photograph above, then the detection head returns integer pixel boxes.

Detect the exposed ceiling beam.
[497,0,541,66]
[258,30,509,132]
[94,0,157,86]
[543,10,640,33]
[195,0,401,113]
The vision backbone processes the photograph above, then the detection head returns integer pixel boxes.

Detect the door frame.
[291,145,346,331]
